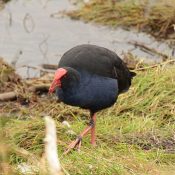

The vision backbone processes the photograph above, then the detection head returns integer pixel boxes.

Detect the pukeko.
[49,44,136,154]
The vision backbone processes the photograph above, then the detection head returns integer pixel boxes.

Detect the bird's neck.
[62,79,79,91]
[61,70,90,94]
[61,73,80,93]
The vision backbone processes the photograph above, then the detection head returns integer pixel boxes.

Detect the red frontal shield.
[49,68,67,93]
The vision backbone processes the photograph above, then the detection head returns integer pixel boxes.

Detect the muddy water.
[0,0,172,78]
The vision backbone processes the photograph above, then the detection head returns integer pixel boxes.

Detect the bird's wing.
[58,44,135,93]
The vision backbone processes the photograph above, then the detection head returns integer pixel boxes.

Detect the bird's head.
[49,67,80,93]
[49,68,67,93]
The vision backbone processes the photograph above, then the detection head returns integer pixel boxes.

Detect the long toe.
[63,122,93,154]
[77,140,82,152]
[63,137,82,155]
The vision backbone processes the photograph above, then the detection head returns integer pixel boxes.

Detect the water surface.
[0,0,172,77]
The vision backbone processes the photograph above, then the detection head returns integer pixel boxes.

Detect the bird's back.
[58,44,134,93]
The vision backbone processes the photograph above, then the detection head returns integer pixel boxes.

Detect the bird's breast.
[56,72,118,112]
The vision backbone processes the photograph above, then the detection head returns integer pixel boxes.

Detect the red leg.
[91,113,96,146]
[64,112,97,154]
[63,125,93,154]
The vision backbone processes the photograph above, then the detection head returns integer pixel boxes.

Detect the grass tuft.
[1,62,175,174]
[66,0,175,39]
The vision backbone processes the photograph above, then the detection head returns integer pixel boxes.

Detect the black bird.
[49,44,136,154]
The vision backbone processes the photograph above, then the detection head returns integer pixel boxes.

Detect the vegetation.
[0,0,11,3]
[0,0,175,174]
[0,58,175,174]
[66,0,175,39]
[0,0,11,9]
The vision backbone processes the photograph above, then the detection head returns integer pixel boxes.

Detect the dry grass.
[1,61,175,174]
[0,58,21,93]
[66,0,175,39]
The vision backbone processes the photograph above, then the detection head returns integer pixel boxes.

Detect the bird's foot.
[91,141,96,147]
[63,115,96,155]
[63,136,82,155]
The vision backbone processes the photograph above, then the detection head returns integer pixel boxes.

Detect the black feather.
[58,44,135,93]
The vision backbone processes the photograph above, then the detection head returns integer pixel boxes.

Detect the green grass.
[66,0,175,39]
[1,65,175,174]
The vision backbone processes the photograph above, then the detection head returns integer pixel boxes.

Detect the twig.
[128,41,170,61]
[0,92,17,101]
[0,84,50,102]
[20,65,55,73]
[44,116,63,175]
[42,64,58,70]
[28,84,50,93]
[135,59,175,71]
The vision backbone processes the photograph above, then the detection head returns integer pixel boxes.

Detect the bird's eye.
[62,74,68,79]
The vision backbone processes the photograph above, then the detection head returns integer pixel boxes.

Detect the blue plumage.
[56,71,118,113]
[49,44,136,153]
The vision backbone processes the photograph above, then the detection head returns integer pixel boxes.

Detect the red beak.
[49,79,61,93]
[49,68,67,94]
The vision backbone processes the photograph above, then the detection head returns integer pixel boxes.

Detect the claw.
[63,136,82,155]
[77,139,82,152]
[63,113,96,155]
